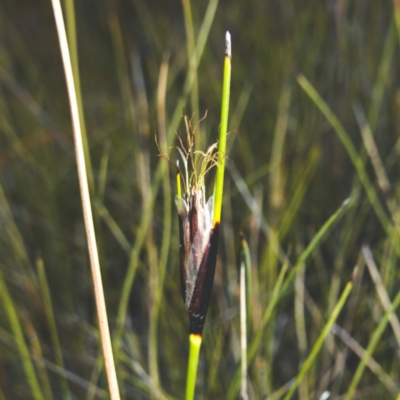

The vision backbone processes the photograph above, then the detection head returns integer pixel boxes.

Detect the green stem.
[186,334,202,400]
[213,31,231,225]
[393,0,400,45]
[241,235,252,330]
[226,198,350,400]
[345,287,400,400]
[181,0,200,145]
[283,273,354,400]
[0,269,44,400]
[36,258,71,399]
[296,73,390,232]
[64,0,95,196]
[183,31,231,399]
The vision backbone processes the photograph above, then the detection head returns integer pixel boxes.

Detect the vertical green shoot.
[393,0,400,44]
[64,0,95,196]
[213,31,231,225]
[241,235,252,327]
[183,30,232,400]
[345,281,400,399]
[283,271,354,400]
[240,255,248,400]
[186,334,202,400]
[0,269,44,400]
[36,258,70,399]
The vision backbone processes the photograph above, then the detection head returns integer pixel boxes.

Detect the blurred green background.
[1,0,400,398]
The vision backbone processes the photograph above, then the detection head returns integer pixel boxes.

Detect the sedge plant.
[162,31,231,400]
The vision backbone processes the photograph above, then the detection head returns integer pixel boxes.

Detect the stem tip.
[225,31,231,58]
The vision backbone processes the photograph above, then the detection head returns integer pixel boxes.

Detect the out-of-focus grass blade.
[278,145,321,240]
[227,160,286,263]
[393,0,400,44]
[36,258,70,399]
[332,324,398,394]
[150,51,172,394]
[294,261,308,400]
[166,0,219,146]
[296,73,390,232]
[227,83,252,155]
[241,235,252,329]
[368,20,396,132]
[227,255,289,400]
[117,351,173,400]
[0,182,34,275]
[240,271,248,400]
[20,311,53,400]
[64,0,95,196]
[362,246,400,347]
[227,198,350,400]
[279,198,351,299]
[94,200,131,254]
[269,83,291,211]
[0,321,109,399]
[345,288,400,400]
[283,271,354,400]
[0,268,44,400]
[181,0,200,143]
[354,104,399,224]
[98,141,111,202]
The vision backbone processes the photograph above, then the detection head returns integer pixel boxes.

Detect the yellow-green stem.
[186,334,202,400]
[184,31,231,400]
[213,32,231,224]
[177,170,182,197]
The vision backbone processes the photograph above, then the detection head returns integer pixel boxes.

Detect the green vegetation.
[1,0,400,399]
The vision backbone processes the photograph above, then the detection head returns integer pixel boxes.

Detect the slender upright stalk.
[50,1,120,398]
[181,0,200,144]
[0,269,44,400]
[64,0,95,196]
[213,31,232,225]
[241,235,252,328]
[186,334,202,400]
[36,258,70,399]
[283,271,354,400]
[393,0,400,44]
[240,257,248,400]
[184,31,232,400]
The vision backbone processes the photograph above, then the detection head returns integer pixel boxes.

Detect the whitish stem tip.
[342,197,351,207]
[225,31,231,58]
